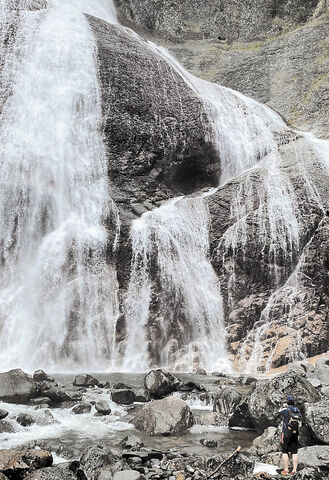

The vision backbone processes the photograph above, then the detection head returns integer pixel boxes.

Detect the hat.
[286,395,294,402]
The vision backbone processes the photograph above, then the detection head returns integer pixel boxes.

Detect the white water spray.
[123,195,231,373]
[0,0,119,371]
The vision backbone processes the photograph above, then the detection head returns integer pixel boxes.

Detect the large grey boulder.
[144,369,180,399]
[111,389,136,405]
[0,369,37,403]
[309,357,329,386]
[304,400,329,444]
[248,373,320,432]
[133,395,194,435]
[38,383,82,406]
[298,445,329,470]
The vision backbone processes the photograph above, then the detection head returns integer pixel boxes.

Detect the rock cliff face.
[114,0,329,138]
[88,16,219,286]
[207,138,329,369]
[108,0,329,370]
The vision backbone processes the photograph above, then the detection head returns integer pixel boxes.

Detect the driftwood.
[209,445,241,478]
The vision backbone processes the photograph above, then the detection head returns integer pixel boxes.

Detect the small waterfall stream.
[122,194,231,372]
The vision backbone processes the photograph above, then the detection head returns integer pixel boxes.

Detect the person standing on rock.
[278,395,302,476]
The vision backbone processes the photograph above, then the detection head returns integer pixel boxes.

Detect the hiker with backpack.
[278,395,302,476]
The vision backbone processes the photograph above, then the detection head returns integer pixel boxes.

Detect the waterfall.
[148,44,286,184]
[123,194,231,373]
[0,0,119,371]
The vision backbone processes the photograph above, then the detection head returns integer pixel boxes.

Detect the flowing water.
[123,194,231,373]
[0,0,328,375]
[0,0,120,371]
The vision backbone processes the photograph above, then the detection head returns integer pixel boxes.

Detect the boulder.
[72,402,92,415]
[304,401,329,444]
[0,409,8,420]
[0,449,52,478]
[113,472,142,480]
[95,399,111,415]
[112,383,132,390]
[0,450,30,478]
[133,395,194,435]
[144,369,179,399]
[213,386,242,416]
[298,446,329,470]
[120,435,144,450]
[77,444,121,480]
[249,426,281,456]
[33,370,53,382]
[248,373,320,432]
[193,411,220,426]
[73,374,100,388]
[311,360,329,386]
[25,464,76,479]
[38,383,82,406]
[294,467,328,480]
[195,368,207,376]
[132,387,150,403]
[0,420,15,433]
[111,389,136,405]
[16,413,35,427]
[35,409,55,426]
[0,369,37,403]
[178,382,205,392]
[229,398,255,429]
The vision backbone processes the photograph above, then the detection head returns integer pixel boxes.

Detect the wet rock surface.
[144,370,180,399]
[0,369,37,404]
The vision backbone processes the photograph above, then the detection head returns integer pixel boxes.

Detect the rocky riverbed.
[0,360,329,479]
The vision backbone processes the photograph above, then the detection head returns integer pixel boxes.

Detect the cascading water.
[123,194,231,373]
[122,42,301,372]
[0,0,120,371]
[1,0,328,374]
[148,44,286,184]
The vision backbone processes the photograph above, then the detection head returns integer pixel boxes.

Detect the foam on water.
[0,393,131,450]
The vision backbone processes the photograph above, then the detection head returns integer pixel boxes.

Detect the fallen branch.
[209,445,241,478]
